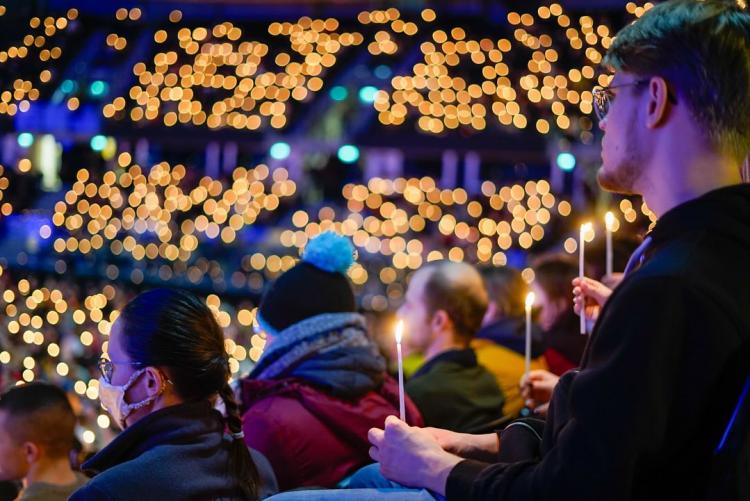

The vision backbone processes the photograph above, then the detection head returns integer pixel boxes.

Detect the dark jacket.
[70,401,277,501]
[406,348,505,433]
[447,184,750,501]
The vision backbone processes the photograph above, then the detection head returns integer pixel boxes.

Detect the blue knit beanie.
[257,232,357,333]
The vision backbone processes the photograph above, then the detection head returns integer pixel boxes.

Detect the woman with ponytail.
[71,288,276,500]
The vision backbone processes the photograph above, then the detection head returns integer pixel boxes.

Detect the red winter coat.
[239,375,423,491]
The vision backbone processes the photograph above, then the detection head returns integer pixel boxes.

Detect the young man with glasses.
[363,2,750,500]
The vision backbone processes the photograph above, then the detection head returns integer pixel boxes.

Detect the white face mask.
[98,368,164,430]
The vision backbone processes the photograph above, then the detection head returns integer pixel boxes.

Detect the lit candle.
[579,222,592,334]
[395,320,405,421]
[524,292,535,381]
[605,211,615,278]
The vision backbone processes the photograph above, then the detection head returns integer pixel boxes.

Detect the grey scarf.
[249,313,386,398]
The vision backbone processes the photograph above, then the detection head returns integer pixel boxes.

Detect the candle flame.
[605,211,615,231]
[395,320,404,344]
[580,222,593,242]
[525,292,536,310]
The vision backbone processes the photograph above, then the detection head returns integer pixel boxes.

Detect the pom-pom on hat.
[257,232,357,333]
[301,231,356,273]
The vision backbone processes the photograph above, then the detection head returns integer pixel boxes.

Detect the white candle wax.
[605,212,615,277]
[524,292,535,380]
[395,320,405,421]
[579,223,592,334]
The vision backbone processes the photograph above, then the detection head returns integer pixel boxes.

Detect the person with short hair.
[0,382,87,501]
[399,261,505,433]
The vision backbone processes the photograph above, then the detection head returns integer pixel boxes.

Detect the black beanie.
[258,232,356,333]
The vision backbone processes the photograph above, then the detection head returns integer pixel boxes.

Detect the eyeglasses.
[97,357,144,384]
[592,78,650,121]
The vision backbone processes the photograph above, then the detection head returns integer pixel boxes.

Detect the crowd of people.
[0,1,749,500]
[0,228,602,500]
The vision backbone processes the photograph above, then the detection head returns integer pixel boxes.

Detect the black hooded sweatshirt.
[447,184,750,501]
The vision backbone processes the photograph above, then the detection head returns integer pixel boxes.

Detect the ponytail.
[219,382,259,500]
[119,289,261,501]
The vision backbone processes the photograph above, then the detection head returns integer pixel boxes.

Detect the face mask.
[98,368,164,430]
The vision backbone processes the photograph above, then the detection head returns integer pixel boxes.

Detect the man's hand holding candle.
[368,416,462,496]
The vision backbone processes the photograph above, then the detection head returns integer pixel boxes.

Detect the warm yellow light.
[605,211,615,231]
[525,292,536,311]
[394,319,404,344]
[581,222,594,242]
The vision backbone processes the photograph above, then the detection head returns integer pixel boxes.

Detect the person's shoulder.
[638,231,734,284]
[473,339,510,354]
[77,450,175,498]
[602,274,717,331]
[595,273,727,354]
[637,231,750,317]
[404,369,436,395]
[473,340,524,365]
[614,266,735,321]
[610,272,691,303]
[242,383,315,419]
[242,385,325,439]
[16,473,92,501]
[473,362,503,382]
[71,473,90,492]
[406,361,465,395]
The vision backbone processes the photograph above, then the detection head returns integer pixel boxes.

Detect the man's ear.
[22,441,40,464]
[431,310,450,332]
[645,76,671,129]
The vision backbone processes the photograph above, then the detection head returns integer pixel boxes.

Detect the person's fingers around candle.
[383,414,406,434]
[572,277,612,306]
[368,426,385,448]
[376,415,461,494]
